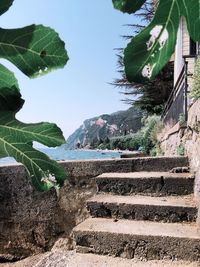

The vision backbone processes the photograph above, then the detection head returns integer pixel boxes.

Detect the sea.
[0,146,122,166]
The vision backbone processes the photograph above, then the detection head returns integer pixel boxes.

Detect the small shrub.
[141,115,162,154]
[128,132,143,150]
[103,132,143,151]
[176,143,185,156]
[191,56,200,100]
[178,113,185,125]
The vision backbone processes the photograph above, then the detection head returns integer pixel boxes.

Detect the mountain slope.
[66,107,143,149]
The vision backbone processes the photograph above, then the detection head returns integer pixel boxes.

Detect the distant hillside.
[65,107,143,149]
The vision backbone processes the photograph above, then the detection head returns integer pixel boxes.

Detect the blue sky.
[0,0,137,138]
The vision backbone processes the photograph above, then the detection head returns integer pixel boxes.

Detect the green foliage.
[113,0,200,83]
[0,25,68,78]
[112,3,173,116]
[178,113,186,125]
[140,115,161,154]
[128,132,144,150]
[0,111,66,191]
[176,143,185,156]
[191,56,200,100]
[133,62,173,114]
[0,0,14,15]
[112,0,145,14]
[97,115,162,155]
[0,1,69,191]
[106,132,143,151]
[0,64,23,112]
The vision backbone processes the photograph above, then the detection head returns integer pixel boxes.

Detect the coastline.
[0,148,124,166]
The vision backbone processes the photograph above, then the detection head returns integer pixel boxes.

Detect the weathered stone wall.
[0,157,188,261]
[0,161,100,261]
[160,99,200,199]
[160,100,200,169]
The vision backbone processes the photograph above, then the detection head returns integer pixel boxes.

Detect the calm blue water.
[0,147,121,165]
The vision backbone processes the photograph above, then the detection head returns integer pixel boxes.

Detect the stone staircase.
[73,157,200,264]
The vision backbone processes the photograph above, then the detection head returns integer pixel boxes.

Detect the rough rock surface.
[87,194,197,223]
[0,164,96,260]
[159,99,200,202]
[0,251,198,267]
[96,172,194,196]
[160,99,200,172]
[74,218,200,261]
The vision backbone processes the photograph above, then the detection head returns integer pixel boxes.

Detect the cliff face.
[65,107,143,149]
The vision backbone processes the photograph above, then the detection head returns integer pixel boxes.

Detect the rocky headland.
[65,107,142,149]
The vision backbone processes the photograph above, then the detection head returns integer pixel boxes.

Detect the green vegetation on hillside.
[66,107,143,150]
[97,115,163,156]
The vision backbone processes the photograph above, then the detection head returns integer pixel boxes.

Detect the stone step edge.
[96,171,195,180]
[73,218,199,239]
[73,218,200,261]
[95,172,194,196]
[86,194,197,223]
[87,194,197,208]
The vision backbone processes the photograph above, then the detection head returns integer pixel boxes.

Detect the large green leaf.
[0,65,66,191]
[0,25,69,78]
[0,64,24,112]
[0,113,65,147]
[124,0,180,82]
[0,2,68,191]
[0,111,66,191]
[114,0,200,82]
[181,0,200,41]
[112,0,145,14]
[0,0,14,15]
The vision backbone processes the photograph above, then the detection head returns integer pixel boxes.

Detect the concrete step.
[60,156,189,177]
[87,194,197,223]
[96,172,194,196]
[73,218,200,261]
